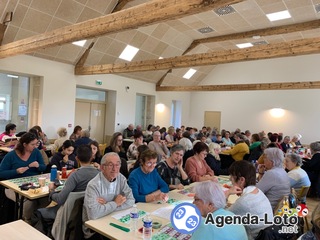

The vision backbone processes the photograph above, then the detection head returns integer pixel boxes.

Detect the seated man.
[83,152,135,239]
[123,124,135,139]
[48,144,100,217]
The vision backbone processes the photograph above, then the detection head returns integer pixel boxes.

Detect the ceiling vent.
[198,27,214,34]
[315,4,320,13]
[252,40,268,46]
[214,5,236,16]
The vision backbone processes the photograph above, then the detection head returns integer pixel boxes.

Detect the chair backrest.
[51,191,85,240]
[298,186,310,200]
[99,143,107,156]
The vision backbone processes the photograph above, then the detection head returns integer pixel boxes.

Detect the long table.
[85,177,238,240]
[0,220,50,239]
[0,173,52,219]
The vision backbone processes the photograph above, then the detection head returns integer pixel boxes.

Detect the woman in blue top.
[128,149,169,202]
[0,132,46,179]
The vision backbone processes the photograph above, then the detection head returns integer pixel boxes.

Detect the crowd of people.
[0,122,319,239]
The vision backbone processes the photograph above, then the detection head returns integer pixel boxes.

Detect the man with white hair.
[83,152,135,239]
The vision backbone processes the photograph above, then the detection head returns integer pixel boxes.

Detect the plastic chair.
[98,143,107,156]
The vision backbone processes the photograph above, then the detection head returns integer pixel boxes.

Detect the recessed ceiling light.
[72,40,87,47]
[266,10,291,22]
[183,68,197,79]
[214,5,236,16]
[119,45,139,61]
[7,74,18,78]
[236,43,253,49]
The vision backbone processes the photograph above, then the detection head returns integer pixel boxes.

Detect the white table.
[0,220,50,239]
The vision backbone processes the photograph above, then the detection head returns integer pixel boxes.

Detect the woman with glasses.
[104,132,128,178]
[185,142,215,182]
[191,181,248,240]
[128,149,169,203]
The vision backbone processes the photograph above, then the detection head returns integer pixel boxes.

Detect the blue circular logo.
[170,202,201,234]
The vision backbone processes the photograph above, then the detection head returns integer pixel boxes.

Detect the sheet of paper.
[151,206,175,220]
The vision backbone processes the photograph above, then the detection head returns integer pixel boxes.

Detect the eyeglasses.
[145,162,157,167]
[104,163,121,168]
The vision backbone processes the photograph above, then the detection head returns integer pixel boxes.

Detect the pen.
[109,223,130,232]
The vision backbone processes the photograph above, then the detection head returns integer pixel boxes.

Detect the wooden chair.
[297,186,310,231]
[98,143,107,156]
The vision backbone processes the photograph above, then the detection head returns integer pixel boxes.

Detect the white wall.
[156,54,320,144]
[0,55,157,139]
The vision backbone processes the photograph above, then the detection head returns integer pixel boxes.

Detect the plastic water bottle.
[142,214,152,240]
[50,165,57,182]
[130,204,138,231]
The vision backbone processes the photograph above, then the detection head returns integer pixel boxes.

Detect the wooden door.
[204,111,221,132]
[75,101,105,143]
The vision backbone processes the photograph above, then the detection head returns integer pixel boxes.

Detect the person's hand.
[29,161,39,168]
[48,182,57,191]
[177,159,183,169]
[97,197,107,205]
[176,184,184,190]
[16,166,29,174]
[258,164,266,174]
[114,194,127,206]
[92,162,100,169]
[63,154,68,163]
[159,192,169,202]
[229,186,243,196]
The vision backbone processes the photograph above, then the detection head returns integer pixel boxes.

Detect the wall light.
[156,103,165,113]
[270,108,285,118]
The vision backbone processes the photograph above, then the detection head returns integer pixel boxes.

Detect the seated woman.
[285,153,310,202]
[220,133,250,168]
[206,143,229,176]
[289,133,302,148]
[0,132,47,220]
[128,149,169,203]
[222,131,234,147]
[226,161,273,240]
[301,141,320,197]
[185,142,215,182]
[126,132,145,161]
[249,133,261,151]
[31,125,49,145]
[69,125,82,142]
[53,127,68,153]
[257,148,291,211]
[89,140,102,169]
[156,144,190,190]
[104,132,128,178]
[49,140,78,170]
[191,181,248,240]
[74,129,92,148]
[165,127,175,145]
[0,123,18,147]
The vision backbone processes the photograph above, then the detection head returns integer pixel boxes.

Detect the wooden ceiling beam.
[75,37,320,75]
[184,19,320,54]
[75,42,95,67]
[0,23,6,45]
[156,81,320,91]
[112,0,135,13]
[0,0,244,59]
